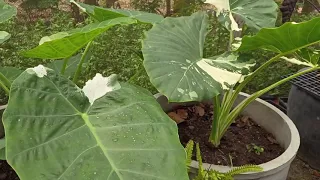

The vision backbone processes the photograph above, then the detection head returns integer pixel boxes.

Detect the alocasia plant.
[142,7,320,146]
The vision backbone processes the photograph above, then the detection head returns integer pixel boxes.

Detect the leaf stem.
[0,81,9,95]
[228,30,234,50]
[0,72,11,95]
[210,95,221,146]
[61,56,72,75]
[0,72,11,89]
[226,66,320,131]
[73,41,93,83]
[224,53,284,116]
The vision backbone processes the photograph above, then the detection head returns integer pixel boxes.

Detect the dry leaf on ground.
[194,106,205,116]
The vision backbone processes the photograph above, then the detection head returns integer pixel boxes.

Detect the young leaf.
[0,0,17,23]
[70,0,163,24]
[0,31,10,44]
[205,0,278,31]
[22,17,137,59]
[142,12,254,102]
[0,66,23,82]
[237,17,320,54]
[3,67,188,180]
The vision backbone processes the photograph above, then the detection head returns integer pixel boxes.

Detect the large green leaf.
[0,31,10,44]
[70,0,163,24]
[22,17,137,59]
[142,12,254,102]
[0,0,17,23]
[0,66,23,82]
[238,17,320,65]
[205,0,278,31]
[3,66,188,180]
[238,17,320,53]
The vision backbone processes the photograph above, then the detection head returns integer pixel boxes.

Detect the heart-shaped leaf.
[205,0,278,31]
[71,0,163,24]
[0,0,17,23]
[22,17,137,59]
[238,17,320,66]
[142,12,254,102]
[3,67,188,180]
[0,31,10,44]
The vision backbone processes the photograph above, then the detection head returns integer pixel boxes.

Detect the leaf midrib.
[32,76,124,179]
[81,113,124,180]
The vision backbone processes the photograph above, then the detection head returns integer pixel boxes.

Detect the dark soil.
[173,103,285,166]
[0,161,19,180]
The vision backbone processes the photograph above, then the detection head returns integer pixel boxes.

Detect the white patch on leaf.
[205,0,240,31]
[189,91,198,99]
[27,65,47,78]
[39,32,69,45]
[177,88,185,93]
[83,74,121,104]
[281,57,312,67]
[196,59,243,90]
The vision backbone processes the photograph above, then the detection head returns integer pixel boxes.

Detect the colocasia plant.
[0,1,189,180]
[142,0,320,146]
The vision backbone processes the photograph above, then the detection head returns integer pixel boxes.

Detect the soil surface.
[169,103,285,166]
[0,161,19,180]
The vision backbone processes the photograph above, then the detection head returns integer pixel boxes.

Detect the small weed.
[247,143,264,155]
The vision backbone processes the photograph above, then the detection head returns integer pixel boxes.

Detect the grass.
[0,8,318,105]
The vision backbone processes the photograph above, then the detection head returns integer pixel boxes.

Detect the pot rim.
[154,92,300,175]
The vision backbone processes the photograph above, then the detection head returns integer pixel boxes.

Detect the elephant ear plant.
[0,2,191,180]
[142,11,320,146]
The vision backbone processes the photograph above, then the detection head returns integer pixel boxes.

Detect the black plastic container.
[287,70,320,170]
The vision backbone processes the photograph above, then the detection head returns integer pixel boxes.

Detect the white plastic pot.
[154,92,300,180]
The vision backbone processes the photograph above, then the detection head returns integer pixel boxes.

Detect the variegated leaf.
[142,12,254,102]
